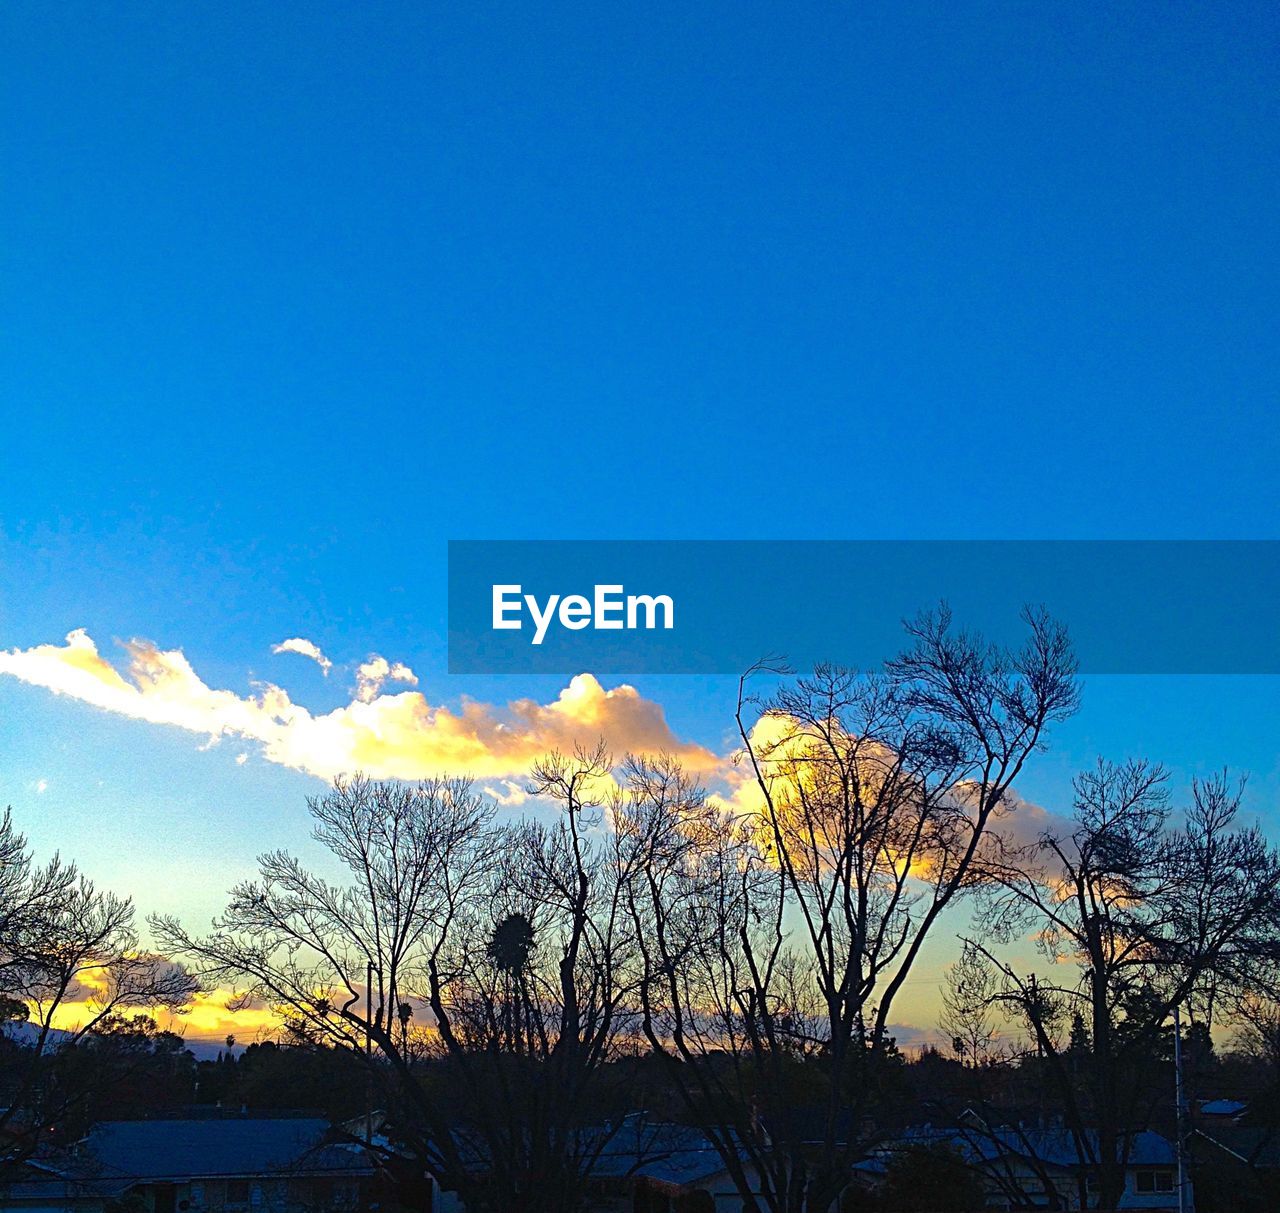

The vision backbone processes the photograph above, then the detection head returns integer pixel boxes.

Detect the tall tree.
[428,744,644,1212]
[621,606,1080,1212]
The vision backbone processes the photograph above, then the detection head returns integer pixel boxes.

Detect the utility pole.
[366,960,374,1148]
[1173,1003,1187,1213]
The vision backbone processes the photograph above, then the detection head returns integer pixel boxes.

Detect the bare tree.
[428,743,644,1212]
[970,760,1280,1209]
[154,776,496,1203]
[0,808,197,1169]
[155,760,643,1213]
[622,606,1080,1213]
[939,941,1005,1068]
[1230,990,1280,1076]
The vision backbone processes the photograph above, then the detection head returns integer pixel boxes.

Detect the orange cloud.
[159,989,280,1043]
[0,630,718,783]
[35,988,279,1047]
[708,713,1070,882]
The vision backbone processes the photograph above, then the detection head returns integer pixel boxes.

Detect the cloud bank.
[0,629,1066,856]
[0,630,718,783]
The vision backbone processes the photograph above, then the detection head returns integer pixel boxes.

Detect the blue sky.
[1,2,1278,1040]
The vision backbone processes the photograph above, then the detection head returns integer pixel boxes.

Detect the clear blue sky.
[1,3,1278,1037]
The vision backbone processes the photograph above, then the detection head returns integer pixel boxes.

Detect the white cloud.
[271,637,332,675]
[483,780,530,808]
[354,655,418,704]
[984,786,1075,853]
[0,630,718,785]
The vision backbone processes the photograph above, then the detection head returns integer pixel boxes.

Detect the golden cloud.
[0,630,718,783]
[35,988,279,1045]
[161,989,280,1043]
[707,712,1071,882]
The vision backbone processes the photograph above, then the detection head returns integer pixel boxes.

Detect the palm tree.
[487,913,535,973]
[487,913,535,1053]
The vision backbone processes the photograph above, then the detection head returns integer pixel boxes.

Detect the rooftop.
[73,1118,375,1181]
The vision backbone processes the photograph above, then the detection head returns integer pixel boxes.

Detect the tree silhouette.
[622,606,1080,1213]
[487,913,535,975]
[155,760,643,1213]
[970,762,1280,1209]
[0,808,197,1170]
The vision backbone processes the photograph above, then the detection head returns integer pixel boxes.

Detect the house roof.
[0,1161,133,1205]
[0,1177,133,1204]
[74,1118,375,1181]
[896,1124,1176,1169]
[589,1115,746,1188]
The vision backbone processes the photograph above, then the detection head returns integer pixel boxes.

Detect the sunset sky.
[2,3,1278,1047]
